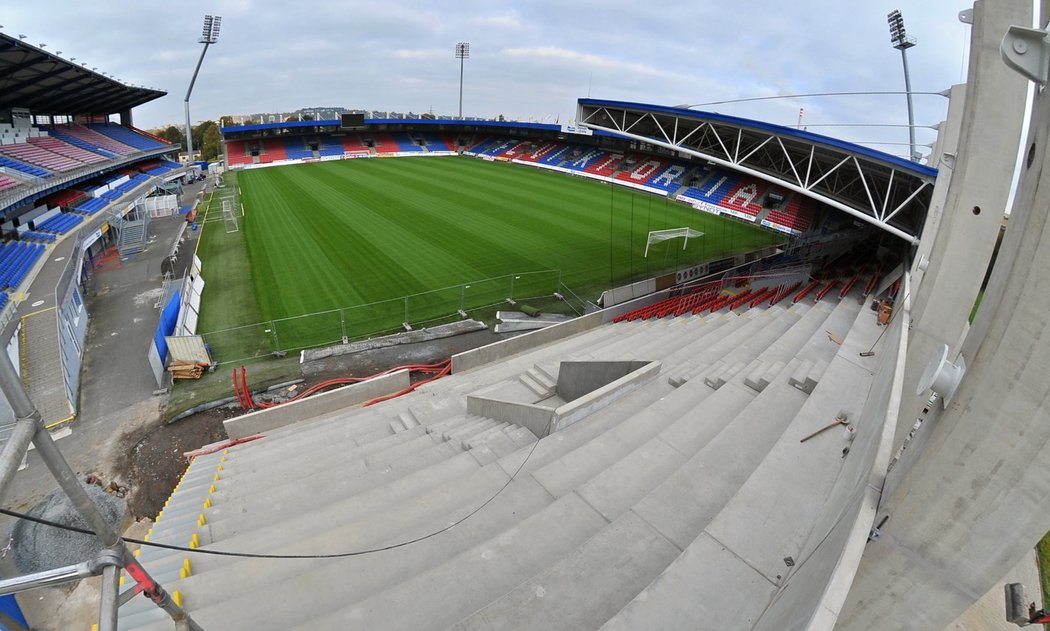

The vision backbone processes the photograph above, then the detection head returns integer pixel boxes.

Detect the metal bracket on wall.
[1001,25,1050,87]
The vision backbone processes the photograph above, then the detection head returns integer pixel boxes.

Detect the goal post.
[644,227,703,258]
[223,200,239,233]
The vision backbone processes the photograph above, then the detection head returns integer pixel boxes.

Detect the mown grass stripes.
[200,156,779,354]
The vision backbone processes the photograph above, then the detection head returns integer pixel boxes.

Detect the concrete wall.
[555,360,650,402]
[466,360,661,438]
[465,396,553,439]
[223,369,410,439]
[894,0,1031,452]
[553,360,660,432]
[837,2,1050,627]
[452,311,605,374]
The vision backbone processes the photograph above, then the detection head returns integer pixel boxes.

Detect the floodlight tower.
[456,42,470,120]
[184,15,222,162]
[888,9,918,161]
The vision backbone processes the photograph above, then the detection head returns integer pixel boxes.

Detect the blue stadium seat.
[85,123,167,151]
[0,155,50,178]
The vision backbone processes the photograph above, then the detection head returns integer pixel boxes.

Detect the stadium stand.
[464,136,499,155]
[514,141,563,163]
[644,162,691,193]
[562,147,611,172]
[86,123,169,151]
[41,189,86,209]
[538,143,574,166]
[73,196,108,215]
[584,151,625,176]
[373,132,423,153]
[369,133,399,154]
[36,212,83,235]
[28,136,107,164]
[341,134,371,155]
[43,124,138,156]
[763,194,814,235]
[421,134,457,152]
[0,174,20,192]
[494,140,533,160]
[318,136,344,157]
[116,275,882,630]
[258,138,288,163]
[18,230,56,244]
[0,140,82,172]
[0,155,50,178]
[0,241,44,290]
[225,140,252,166]
[720,179,767,219]
[681,170,740,205]
[40,126,117,158]
[283,137,313,160]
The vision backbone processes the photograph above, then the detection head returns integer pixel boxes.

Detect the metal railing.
[0,348,201,630]
[199,269,564,365]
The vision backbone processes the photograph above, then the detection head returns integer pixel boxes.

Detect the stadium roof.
[0,33,165,115]
[220,119,577,135]
[577,98,937,243]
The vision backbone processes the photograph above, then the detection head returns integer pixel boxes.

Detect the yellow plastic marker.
[189,533,200,549]
[173,590,183,607]
[203,496,211,509]
[197,514,206,527]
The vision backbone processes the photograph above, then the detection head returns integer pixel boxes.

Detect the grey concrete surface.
[837,1,1050,622]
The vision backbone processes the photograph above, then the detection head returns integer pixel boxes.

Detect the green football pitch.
[195,157,779,362]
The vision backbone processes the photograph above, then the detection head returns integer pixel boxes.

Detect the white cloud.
[0,0,973,155]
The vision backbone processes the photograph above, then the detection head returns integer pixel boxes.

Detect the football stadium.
[0,2,1046,630]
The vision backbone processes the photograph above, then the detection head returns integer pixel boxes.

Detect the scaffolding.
[0,350,202,630]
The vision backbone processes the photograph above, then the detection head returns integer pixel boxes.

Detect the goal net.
[223,200,239,233]
[644,227,703,257]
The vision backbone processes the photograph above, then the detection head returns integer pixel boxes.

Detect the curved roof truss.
[577,99,937,244]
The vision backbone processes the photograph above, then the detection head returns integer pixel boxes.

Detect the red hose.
[236,359,453,411]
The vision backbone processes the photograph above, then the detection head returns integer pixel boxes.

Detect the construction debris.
[168,360,208,380]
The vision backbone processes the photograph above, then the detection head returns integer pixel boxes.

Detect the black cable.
[1,422,549,561]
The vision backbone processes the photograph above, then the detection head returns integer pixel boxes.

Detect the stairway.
[120,287,882,630]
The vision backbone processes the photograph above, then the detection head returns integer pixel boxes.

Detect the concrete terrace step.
[601,300,879,629]
[125,298,881,630]
[132,466,556,630]
[288,494,610,631]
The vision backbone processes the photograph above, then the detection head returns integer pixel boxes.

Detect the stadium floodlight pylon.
[644,227,703,258]
[223,199,239,233]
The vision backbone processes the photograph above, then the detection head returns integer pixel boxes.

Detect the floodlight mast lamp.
[888,9,919,162]
[456,42,469,119]
[184,14,221,162]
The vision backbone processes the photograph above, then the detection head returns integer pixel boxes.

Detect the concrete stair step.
[602,304,874,628]
[207,424,431,489]
[286,494,609,631]
[196,449,484,553]
[132,474,557,630]
[450,512,679,631]
[203,439,463,535]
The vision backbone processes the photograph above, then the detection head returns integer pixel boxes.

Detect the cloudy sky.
[1,1,981,160]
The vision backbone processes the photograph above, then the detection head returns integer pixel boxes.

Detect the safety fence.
[200,269,564,365]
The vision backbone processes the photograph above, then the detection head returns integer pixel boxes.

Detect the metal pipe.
[97,560,121,631]
[0,417,38,507]
[900,48,918,161]
[0,561,98,595]
[458,55,464,119]
[184,41,211,161]
[0,350,204,629]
